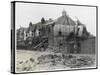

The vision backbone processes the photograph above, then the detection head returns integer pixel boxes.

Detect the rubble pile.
[37,54,95,68]
[16,52,95,72]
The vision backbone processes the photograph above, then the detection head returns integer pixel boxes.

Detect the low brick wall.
[80,37,95,54]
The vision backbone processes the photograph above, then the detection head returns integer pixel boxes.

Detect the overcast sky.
[15,2,96,36]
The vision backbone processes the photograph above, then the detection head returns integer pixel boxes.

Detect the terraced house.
[17,10,95,54]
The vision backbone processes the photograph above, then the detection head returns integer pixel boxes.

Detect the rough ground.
[15,50,96,73]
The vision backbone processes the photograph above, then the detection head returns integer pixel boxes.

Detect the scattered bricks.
[30,57,35,62]
[19,61,23,64]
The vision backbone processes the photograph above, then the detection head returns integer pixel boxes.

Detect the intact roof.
[54,13,76,25]
[34,10,76,26]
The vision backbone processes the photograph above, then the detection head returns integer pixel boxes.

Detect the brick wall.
[80,37,95,54]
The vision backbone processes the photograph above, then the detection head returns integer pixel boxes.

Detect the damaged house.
[17,10,95,54]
